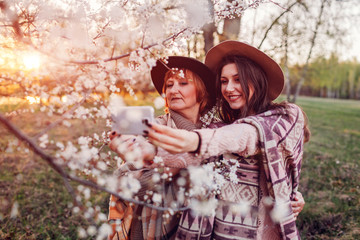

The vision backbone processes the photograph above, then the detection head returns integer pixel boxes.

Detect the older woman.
[108,56,217,240]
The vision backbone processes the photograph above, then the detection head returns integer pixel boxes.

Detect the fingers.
[296,191,305,203]
[149,138,181,154]
[109,136,122,152]
[109,131,120,141]
[291,191,305,217]
[147,123,185,138]
[143,122,199,153]
[291,199,301,207]
[146,129,179,146]
[144,125,181,146]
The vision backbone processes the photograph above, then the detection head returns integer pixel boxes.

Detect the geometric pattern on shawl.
[176,209,214,240]
[236,103,304,240]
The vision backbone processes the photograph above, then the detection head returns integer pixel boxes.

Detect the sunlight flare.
[22,53,41,70]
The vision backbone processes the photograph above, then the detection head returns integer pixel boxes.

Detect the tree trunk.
[202,0,216,53]
[348,69,355,99]
[219,17,241,42]
[203,23,216,53]
[284,66,291,101]
[355,77,360,99]
[291,0,326,103]
[283,16,291,102]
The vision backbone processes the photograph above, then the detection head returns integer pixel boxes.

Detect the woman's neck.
[178,110,199,124]
[173,107,200,124]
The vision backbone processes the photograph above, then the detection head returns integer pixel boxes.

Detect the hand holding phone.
[111,106,154,135]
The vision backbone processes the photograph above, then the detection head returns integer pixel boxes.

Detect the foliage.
[305,55,360,99]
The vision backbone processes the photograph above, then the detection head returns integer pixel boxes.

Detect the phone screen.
[111,106,154,135]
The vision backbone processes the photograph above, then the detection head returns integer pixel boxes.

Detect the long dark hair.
[216,55,272,123]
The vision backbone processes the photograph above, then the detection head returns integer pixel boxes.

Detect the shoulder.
[285,103,305,123]
[285,103,302,113]
[270,102,305,122]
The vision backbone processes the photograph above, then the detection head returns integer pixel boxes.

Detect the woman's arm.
[146,122,259,159]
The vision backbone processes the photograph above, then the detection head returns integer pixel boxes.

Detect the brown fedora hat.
[151,56,216,101]
[205,41,284,100]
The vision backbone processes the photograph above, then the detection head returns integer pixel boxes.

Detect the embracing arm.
[291,191,305,218]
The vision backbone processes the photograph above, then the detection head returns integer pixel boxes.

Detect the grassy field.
[1,96,360,239]
[294,97,360,239]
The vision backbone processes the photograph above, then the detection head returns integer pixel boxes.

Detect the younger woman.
[144,41,310,239]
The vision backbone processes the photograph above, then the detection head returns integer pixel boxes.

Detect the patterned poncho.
[235,103,304,239]
[157,103,305,240]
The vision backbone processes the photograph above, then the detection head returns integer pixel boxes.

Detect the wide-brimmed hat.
[205,40,284,100]
[151,56,216,101]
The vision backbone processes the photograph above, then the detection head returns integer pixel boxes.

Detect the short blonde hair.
[163,68,209,115]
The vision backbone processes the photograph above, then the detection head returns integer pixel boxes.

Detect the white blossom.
[73,206,80,214]
[78,136,91,146]
[39,134,49,148]
[119,175,141,199]
[10,201,19,219]
[87,225,97,236]
[230,201,251,217]
[190,198,218,216]
[77,227,87,238]
[62,120,72,127]
[270,201,290,223]
[56,142,65,150]
[96,223,112,240]
[152,193,162,204]
[108,94,125,116]
[152,173,161,183]
[154,96,165,109]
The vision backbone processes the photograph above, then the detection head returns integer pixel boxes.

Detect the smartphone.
[111,106,154,135]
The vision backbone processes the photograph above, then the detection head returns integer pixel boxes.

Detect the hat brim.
[205,41,284,100]
[151,56,216,103]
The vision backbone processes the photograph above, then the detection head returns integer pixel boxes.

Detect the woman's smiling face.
[220,63,254,110]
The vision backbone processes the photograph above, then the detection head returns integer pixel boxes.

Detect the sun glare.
[22,54,41,70]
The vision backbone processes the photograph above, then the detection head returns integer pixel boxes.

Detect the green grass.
[293,96,360,239]
[1,96,360,239]
[0,110,111,239]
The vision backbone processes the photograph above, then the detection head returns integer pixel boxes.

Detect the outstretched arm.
[145,122,259,159]
[145,123,200,153]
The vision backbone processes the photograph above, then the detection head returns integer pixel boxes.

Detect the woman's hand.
[291,191,305,218]
[145,123,199,154]
[108,131,157,163]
